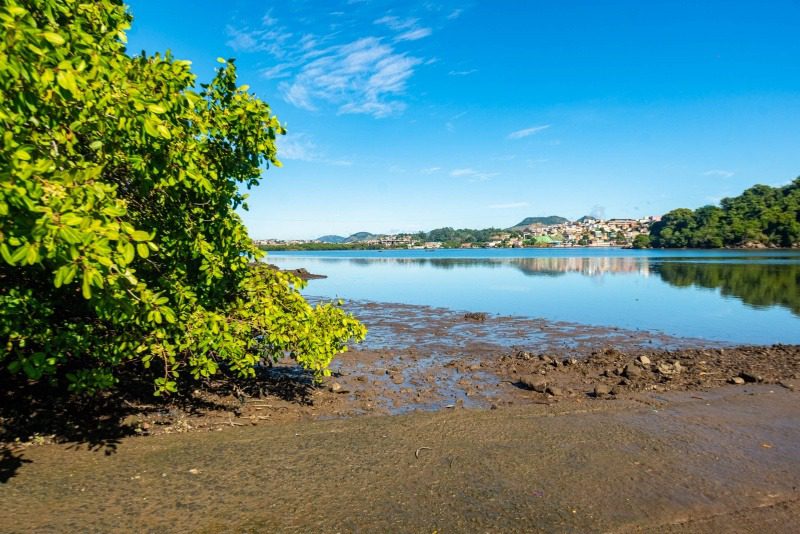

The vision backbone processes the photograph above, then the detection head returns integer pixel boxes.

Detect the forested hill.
[511,216,570,228]
[649,178,800,248]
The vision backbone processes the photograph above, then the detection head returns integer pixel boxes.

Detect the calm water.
[266,249,800,345]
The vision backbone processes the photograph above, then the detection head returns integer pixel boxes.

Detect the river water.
[266,248,800,345]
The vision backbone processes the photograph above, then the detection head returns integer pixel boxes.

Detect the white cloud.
[279,37,421,118]
[421,166,441,174]
[448,69,477,76]
[396,27,432,41]
[277,133,352,166]
[229,9,432,118]
[488,202,529,209]
[507,125,551,140]
[703,169,735,178]
[450,168,499,182]
[447,9,463,20]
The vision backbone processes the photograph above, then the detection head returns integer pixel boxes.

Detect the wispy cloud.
[228,8,432,118]
[420,166,441,174]
[374,16,432,41]
[280,37,422,118]
[507,125,551,140]
[396,27,433,41]
[277,133,352,166]
[703,169,735,178]
[450,168,499,182]
[447,9,463,20]
[448,68,477,76]
[488,202,529,209]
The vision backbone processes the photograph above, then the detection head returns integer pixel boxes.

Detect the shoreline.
[2,300,799,531]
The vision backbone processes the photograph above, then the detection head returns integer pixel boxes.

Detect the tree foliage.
[0,0,365,395]
[650,179,800,248]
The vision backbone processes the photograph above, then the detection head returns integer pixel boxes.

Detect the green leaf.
[136,243,149,258]
[123,242,135,264]
[131,230,150,241]
[143,118,160,137]
[42,32,65,45]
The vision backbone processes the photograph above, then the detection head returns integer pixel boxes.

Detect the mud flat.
[1,301,799,532]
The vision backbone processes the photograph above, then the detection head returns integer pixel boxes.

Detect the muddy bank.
[1,386,798,532]
[2,300,800,531]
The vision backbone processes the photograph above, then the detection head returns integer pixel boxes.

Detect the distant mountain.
[344,232,378,243]
[316,235,347,243]
[577,215,598,223]
[510,215,569,229]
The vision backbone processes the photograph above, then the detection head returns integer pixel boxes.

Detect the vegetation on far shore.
[0,0,365,396]
[647,179,800,249]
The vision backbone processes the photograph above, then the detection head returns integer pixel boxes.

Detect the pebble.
[729,376,745,385]
[623,363,642,378]
[740,371,762,383]
[390,374,404,385]
[546,385,563,397]
[329,382,342,392]
[520,375,547,393]
[638,355,651,365]
[594,384,611,397]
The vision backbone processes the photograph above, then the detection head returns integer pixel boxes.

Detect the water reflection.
[315,255,800,316]
[654,261,800,315]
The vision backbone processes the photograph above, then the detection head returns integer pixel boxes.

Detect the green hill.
[344,232,378,243]
[650,178,800,248]
[511,215,569,229]
[316,235,347,244]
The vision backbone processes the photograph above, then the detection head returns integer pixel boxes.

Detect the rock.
[515,350,533,360]
[188,468,200,475]
[638,355,651,365]
[778,381,795,391]
[564,358,578,366]
[623,363,642,378]
[594,384,611,397]
[539,354,552,364]
[520,375,547,393]
[329,382,342,392]
[610,386,621,396]
[546,385,563,396]
[390,373,404,385]
[729,376,745,385]
[672,361,683,373]
[657,363,675,375]
[740,371,762,383]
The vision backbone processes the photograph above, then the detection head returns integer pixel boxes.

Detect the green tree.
[632,234,651,249]
[0,0,365,395]
[649,179,800,249]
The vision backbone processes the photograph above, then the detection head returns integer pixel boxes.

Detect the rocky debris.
[494,344,800,404]
[594,384,611,397]
[623,363,642,378]
[545,385,563,397]
[519,375,547,393]
[464,312,488,322]
[739,371,762,383]
[729,377,746,385]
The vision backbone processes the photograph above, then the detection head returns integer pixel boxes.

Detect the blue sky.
[126,0,800,239]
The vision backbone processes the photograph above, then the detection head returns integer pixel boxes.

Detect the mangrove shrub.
[0,0,366,394]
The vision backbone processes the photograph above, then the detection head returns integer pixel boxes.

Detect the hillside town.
[255,215,661,249]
